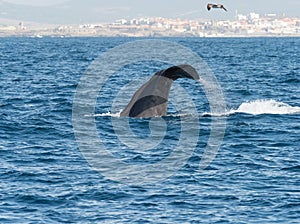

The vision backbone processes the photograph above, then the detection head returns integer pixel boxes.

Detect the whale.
[120,64,199,118]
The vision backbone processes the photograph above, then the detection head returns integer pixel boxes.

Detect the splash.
[229,99,300,115]
[90,111,121,117]
[91,100,299,117]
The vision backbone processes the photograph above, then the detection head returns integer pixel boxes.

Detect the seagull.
[207,3,227,12]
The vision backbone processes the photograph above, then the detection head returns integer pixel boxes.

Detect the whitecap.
[229,99,300,115]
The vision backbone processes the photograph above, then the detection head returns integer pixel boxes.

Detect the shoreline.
[1,29,300,38]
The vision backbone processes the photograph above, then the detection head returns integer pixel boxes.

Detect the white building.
[249,13,260,20]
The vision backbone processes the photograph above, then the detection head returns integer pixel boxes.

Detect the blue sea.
[0,37,299,223]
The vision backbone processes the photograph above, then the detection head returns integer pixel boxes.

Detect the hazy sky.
[1,0,300,24]
[3,0,67,6]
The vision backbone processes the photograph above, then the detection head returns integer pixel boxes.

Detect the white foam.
[92,111,121,117]
[229,99,300,115]
[89,99,300,118]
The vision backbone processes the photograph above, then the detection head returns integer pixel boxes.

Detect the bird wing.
[207,4,212,11]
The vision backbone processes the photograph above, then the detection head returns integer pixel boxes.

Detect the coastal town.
[1,12,300,37]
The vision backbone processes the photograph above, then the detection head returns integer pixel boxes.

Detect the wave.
[91,111,121,117]
[228,99,300,115]
[91,99,300,118]
[184,99,300,116]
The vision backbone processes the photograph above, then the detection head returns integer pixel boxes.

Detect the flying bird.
[207,3,227,12]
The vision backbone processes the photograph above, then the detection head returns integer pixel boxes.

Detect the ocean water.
[0,37,299,223]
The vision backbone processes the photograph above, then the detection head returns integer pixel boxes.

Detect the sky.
[1,0,300,24]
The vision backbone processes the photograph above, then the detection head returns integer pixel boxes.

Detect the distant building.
[249,13,260,20]
[18,22,26,30]
[237,14,247,21]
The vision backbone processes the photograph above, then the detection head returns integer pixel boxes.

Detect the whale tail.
[120,65,199,118]
[163,64,199,80]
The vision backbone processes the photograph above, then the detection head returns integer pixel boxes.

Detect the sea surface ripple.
[0,37,299,223]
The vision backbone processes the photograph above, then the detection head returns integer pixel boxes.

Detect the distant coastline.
[1,13,300,38]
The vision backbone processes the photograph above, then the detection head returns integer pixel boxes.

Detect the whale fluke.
[207,3,227,12]
[120,64,199,118]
